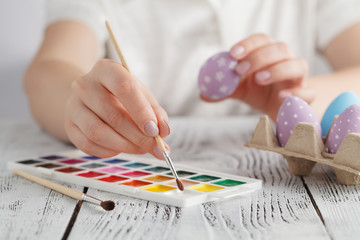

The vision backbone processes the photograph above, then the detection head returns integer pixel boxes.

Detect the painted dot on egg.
[200,85,207,92]
[215,72,224,81]
[219,85,228,93]
[198,51,241,100]
[218,58,226,67]
[229,62,237,69]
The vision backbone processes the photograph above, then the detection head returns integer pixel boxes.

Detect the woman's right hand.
[65,59,170,159]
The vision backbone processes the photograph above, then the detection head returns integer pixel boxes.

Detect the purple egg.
[198,51,241,100]
[276,96,322,147]
[326,104,360,153]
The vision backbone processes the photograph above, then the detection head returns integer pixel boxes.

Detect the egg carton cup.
[245,115,360,185]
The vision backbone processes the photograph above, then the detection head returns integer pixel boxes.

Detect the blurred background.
[0,0,332,120]
[0,0,44,119]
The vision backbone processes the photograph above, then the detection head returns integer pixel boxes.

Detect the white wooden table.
[1,117,359,240]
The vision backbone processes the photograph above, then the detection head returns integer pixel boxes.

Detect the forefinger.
[230,33,273,60]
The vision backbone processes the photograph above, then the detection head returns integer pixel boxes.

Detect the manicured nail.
[164,119,170,135]
[153,146,165,160]
[230,45,245,58]
[144,120,159,137]
[236,61,251,75]
[255,71,271,84]
[279,91,292,99]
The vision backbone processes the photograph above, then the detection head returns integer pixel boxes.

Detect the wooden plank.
[303,164,360,240]
[0,120,78,239]
[0,169,83,239]
[68,117,330,239]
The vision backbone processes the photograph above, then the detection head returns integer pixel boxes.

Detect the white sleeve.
[317,0,360,51]
[45,0,107,58]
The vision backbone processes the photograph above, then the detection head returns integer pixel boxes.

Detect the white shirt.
[45,0,360,117]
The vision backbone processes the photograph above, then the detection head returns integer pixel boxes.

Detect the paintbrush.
[154,135,184,191]
[105,20,184,191]
[13,169,115,211]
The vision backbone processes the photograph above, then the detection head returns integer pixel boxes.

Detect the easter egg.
[276,96,322,147]
[326,104,360,153]
[321,91,360,137]
[198,51,241,100]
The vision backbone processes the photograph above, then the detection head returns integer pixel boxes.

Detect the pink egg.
[276,96,322,147]
[198,51,241,100]
[326,104,360,153]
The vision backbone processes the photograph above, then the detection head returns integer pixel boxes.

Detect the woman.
[24,0,360,159]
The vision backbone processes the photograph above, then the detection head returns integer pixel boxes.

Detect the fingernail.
[230,45,245,58]
[164,119,170,135]
[236,61,251,75]
[255,71,271,84]
[153,146,165,160]
[144,120,159,137]
[279,91,293,99]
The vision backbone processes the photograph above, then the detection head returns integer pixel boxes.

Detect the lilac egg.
[198,51,241,100]
[276,96,322,147]
[326,104,360,153]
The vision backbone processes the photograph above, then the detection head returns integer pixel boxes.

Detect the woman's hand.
[231,34,315,119]
[65,59,170,159]
[203,33,315,120]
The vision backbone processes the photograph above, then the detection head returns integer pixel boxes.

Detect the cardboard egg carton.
[245,115,360,185]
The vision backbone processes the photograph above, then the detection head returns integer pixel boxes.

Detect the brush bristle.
[100,201,115,211]
[176,179,184,191]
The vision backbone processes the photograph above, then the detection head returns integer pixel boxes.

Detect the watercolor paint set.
[7,150,261,207]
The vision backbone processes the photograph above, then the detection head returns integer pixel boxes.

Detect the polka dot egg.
[276,96,322,147]
[198,51,241,100]
[326,104,360,153]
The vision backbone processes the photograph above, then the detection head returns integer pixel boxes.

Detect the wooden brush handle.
[155,135,167,152]
[13,169,83,200]
[105,20,130,72]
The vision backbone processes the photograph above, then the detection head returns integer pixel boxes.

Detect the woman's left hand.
[202,33,316,121]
